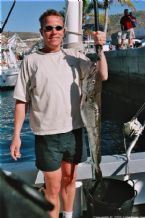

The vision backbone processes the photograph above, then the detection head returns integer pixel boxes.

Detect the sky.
[1,0,145,33]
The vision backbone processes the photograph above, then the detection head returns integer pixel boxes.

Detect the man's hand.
[10,136,21,160]
[92,31,106,46]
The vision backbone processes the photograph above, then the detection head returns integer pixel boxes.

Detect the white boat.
[0,33,28,89]
[0,46,20,89]
[0,66,20,89]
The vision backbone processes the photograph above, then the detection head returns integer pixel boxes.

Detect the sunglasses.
[43,25,64,32]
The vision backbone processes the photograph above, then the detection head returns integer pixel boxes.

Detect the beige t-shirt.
[14,48,97,135]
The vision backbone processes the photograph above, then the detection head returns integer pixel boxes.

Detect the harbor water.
[0,91,35,164]
[0,90,144,164]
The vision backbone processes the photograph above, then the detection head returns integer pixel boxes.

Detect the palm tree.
[61,0,136,40]
[103,0,110,33]
[82,0,136,33]
[82,0,104,25]
[117,0,136,11]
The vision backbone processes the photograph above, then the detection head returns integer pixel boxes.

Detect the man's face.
[40,15,65,52]
[124,10,128,15]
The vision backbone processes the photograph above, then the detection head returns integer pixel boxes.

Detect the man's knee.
[61,174,76,187]
[45,183,61,201]
[44,173,61,196]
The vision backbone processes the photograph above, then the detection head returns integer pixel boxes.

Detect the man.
[10,9,108,218]
[120,9,135,48]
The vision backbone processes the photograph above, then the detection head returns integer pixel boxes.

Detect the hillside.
[3,32,40,40]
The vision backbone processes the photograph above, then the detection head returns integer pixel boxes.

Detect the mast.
[64,0,83,51]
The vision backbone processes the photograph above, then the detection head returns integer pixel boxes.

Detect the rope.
[123,101,145,177]
[123,117,145,177]
[65,30,83,36]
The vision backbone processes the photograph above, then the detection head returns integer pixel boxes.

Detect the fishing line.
[132,101,145,120]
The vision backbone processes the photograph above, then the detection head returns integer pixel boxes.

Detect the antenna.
[0,0,16,33]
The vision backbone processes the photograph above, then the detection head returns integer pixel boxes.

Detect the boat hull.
[0,68,19,89]
[104,47,145,106]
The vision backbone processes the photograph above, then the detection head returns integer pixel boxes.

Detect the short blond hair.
[39,9,64,28]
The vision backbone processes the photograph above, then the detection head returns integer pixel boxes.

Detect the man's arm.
[97,50,108,81]
[10,100,28,160]
[92,31,108,81]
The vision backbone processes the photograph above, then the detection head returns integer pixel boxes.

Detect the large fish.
[80,64,102,178]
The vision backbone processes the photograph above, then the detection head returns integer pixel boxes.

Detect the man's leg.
[61,161,78,217]
[121,31,127,48]
[128,29,134,47]
[44,168,62,218]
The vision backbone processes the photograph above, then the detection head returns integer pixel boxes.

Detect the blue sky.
[1,0,145,33]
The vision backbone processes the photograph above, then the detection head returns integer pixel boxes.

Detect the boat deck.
[2,152,145,218]
[59,204,145,217]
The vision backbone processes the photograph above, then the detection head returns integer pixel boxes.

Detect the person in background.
[120,9,136,48]
[10,9,108,218]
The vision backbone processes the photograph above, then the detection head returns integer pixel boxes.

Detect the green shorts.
[35,128,87,171]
